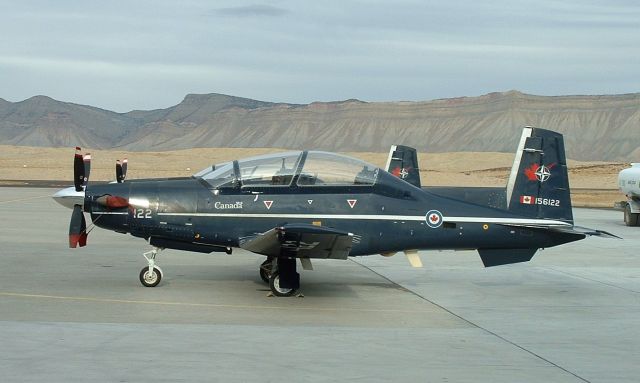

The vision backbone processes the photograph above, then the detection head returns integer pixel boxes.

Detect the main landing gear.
[259,257,300,297]
[139,247,164,287]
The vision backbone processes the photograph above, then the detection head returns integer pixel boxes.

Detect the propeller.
[67,149,130,247]
[69,147,91,247]
[116,158,128,183]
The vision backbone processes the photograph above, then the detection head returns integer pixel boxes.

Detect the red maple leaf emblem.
[391,167,401,177]
[430,214,439,223]
[524,163,540,181]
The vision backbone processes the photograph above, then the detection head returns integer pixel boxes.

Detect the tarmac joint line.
[0,194,51,204]
[0,291,431,315]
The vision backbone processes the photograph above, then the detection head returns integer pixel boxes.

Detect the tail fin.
[506,127,573,223]
[385,145,421,188]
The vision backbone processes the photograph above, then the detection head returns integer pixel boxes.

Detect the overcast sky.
[0,0,638,112]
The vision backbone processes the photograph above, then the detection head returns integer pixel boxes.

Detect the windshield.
[197,162,237,188]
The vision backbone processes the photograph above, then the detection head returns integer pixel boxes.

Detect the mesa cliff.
[1,90,638,161]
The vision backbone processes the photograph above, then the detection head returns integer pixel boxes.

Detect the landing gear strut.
[140,247,164,287]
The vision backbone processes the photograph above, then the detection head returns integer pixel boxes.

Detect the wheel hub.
[273,276,293,294]
[143,270,158,284]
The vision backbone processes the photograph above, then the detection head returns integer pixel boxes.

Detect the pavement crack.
[545,267,640,294]
[350,258,593,383]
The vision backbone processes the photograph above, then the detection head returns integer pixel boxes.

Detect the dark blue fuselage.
[86,170,582,258]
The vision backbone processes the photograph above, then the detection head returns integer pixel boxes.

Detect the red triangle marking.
[264,200,273,210]
[347,199,357,208]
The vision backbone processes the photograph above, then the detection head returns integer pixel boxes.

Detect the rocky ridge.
[0,91,638,161]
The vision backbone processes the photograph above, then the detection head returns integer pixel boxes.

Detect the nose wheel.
[140,247,164,287]
[140,266,162,287]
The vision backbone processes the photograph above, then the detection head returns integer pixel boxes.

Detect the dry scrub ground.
[0,145,628,208]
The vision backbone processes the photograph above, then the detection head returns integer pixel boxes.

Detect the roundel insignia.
[425,210,443,228]
[534,165,551,182]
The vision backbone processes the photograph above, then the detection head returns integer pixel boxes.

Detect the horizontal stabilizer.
[550,226,621,239]
[477,248,537,267]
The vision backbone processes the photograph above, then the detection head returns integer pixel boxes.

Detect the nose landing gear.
[140,247,164,287]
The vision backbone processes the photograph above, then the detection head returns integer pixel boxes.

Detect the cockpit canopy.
[195,151,379,188]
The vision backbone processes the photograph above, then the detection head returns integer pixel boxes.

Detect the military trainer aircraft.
[53,127,615,296]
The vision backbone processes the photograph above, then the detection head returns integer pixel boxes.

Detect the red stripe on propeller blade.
[78,232,88,247]
[69,233,80,248]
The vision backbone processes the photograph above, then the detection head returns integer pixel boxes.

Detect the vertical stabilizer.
[386,145,421,188]
[506,127,573,223]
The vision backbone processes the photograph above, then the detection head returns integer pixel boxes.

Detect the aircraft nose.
[52,186,85,210]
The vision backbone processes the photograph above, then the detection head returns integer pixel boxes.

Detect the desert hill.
[0,145,627,208]
[1,91,639,161]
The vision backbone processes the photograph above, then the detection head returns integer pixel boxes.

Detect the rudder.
[506,127,573,223]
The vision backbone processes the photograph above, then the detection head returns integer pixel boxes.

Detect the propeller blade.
[95,195,129,209]
[73,147,85,192]
[69,204,87,248]
[82,153,91,187]
[122,158,128,181]
[116,160,124,183]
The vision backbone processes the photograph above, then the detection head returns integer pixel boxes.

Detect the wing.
[240,224,354,259]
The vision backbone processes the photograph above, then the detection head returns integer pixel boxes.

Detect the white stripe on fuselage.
[156,212,571,227]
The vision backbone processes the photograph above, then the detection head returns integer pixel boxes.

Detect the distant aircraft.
[53,127,616,297]
[618,163,640,226]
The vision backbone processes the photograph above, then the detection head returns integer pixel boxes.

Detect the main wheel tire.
[624,204,639,226]
[269,271,296,297]
[139,266,162,287]
[259,257,274,283]
[259,261,271,284]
